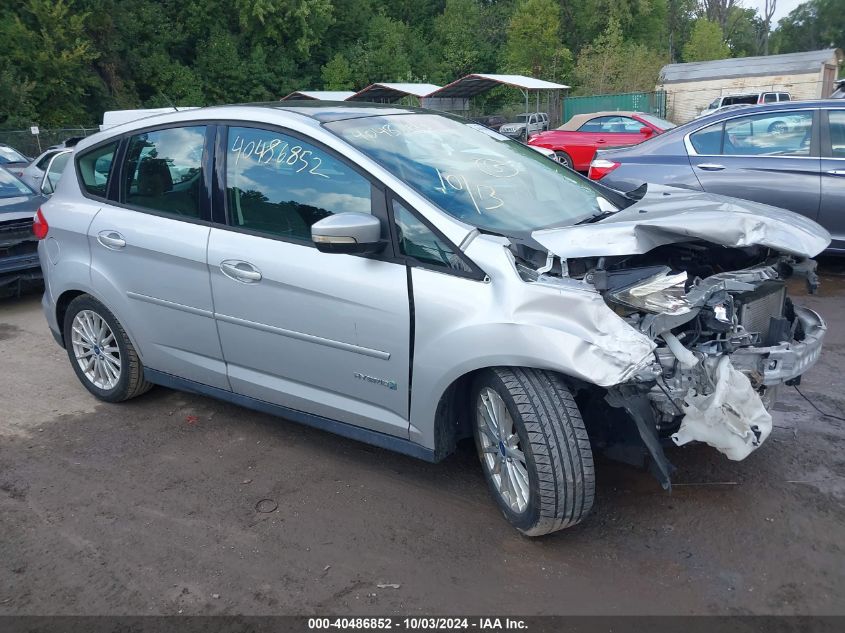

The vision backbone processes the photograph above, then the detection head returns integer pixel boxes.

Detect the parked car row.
[0,139,74,296]
[526,111,676,170]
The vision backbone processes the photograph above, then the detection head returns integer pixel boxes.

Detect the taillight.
[33,208,48,239]
[588,159,620,181]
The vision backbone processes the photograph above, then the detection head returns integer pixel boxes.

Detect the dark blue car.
[589,100,845,252]
[0,166,46,297]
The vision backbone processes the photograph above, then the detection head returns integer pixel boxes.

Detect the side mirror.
[640,126,654,136]
[312,212,384,255]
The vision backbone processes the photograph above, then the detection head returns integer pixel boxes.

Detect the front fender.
[407,259,655,450]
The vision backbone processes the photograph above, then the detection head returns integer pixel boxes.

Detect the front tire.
[63,294,152,402]
[554,151,574,169]
[472,368,595,536]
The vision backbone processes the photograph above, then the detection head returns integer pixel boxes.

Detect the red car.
[527,111,675,171]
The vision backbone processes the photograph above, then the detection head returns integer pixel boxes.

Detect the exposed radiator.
[736,280,786,342]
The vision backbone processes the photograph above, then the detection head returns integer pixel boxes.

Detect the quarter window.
[689,122,724,154]
[122,127,205,217]
[393,200,471,273]
[78,141,118,198]
[42,152,70,195]
[225,126,372,242]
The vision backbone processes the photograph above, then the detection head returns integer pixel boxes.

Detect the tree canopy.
[0,0,840,128]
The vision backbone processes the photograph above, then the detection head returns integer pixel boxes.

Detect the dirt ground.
[1,263,844,616]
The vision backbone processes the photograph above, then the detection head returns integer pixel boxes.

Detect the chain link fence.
[0,127,99,158]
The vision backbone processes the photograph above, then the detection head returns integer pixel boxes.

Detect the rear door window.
[122,126,206,218]
[722,111,812,156]
[827,110,845,158]
[224,126,372,242]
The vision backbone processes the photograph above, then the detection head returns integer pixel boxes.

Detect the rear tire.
[472,368,595,536]
[63,294,152,403]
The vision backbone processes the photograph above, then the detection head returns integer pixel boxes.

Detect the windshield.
[0,146,27,164]
[326,114,625,234]
[0,168,34,198]
[638,114,676,130]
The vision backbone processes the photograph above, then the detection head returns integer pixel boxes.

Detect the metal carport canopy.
[347,83,442,102]
[427,74,569,99]
[280,90,356,101]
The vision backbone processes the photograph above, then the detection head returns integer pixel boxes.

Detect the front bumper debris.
[730,307,825,386]
[671,355,772,461]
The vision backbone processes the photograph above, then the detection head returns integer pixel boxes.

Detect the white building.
[658,49,843,123]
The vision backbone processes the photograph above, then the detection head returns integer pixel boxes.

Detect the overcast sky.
[746,0,805,25]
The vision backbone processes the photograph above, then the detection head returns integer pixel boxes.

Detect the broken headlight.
[609,271,691,315]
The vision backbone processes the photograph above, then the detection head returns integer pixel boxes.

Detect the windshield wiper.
[575,210,618,225]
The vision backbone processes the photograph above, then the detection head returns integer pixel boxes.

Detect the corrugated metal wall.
[562,91,667,123]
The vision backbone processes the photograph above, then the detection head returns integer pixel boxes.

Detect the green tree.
[0,0,102,125]
[683,18,731,62]
[503,0,571,81]
[321,54,354,90]
[432,0,486,82]
[774,0,845,54]
[347,12,417,86]
[234,0,333,58]
[573,18,666,94]
[724,6,762,57]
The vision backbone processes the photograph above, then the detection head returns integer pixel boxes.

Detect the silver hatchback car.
[37,103,829,535]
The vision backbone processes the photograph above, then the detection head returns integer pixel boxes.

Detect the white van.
[100,108,198,131]
[699,91,790,118]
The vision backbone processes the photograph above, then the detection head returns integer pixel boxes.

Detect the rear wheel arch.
[55,290,87,346]
[55,289,145,362]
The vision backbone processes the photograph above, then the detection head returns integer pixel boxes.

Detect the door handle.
[826,169,845,176]
[220,260,262,283]
[97,231,126,250]
[596,139,606,144]
[696,163,726,171]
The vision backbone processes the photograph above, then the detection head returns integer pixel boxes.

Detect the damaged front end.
[515,234,827,489]
[601,250,825,487]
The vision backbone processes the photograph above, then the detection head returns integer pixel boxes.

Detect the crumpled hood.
[532,185,831,259]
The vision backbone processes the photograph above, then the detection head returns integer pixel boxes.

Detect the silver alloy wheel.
[476,387,530,513]
[71,309,121,390]
[554,152,572,168]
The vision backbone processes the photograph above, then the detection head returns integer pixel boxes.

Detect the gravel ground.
[1,264,844,616]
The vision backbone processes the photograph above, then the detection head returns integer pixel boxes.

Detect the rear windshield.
[0,146,27,164]
[0,168,33,198]
[638,114,676,130]
[723,95,758,106]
